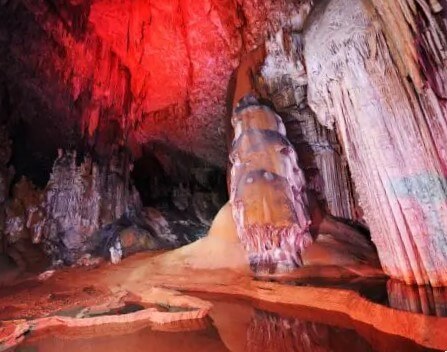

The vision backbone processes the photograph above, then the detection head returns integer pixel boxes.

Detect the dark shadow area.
[132,141,228,214]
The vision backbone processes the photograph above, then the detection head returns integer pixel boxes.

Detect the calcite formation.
[260,30,356,220]
[305,0,447,286]
[1,0,447,289]
[0,126,13,252]
[40,149,141,264]
[229,95,313,273]
[4,178,48,271]
[132,141,227,225]
[3,148,219,267]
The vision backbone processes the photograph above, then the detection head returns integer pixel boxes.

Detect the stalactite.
[42,149,141,261]
[305,0,447,286]
[260,29,356,220]
[371,0,447,98]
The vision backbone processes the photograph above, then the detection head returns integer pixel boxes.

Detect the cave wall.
[260,29,356,220]
[305,0,447,286]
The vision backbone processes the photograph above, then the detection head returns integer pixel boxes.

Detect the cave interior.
[0,0,447,351]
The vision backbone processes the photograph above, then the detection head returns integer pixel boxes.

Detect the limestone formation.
[305,0,447,286]
[0,126,13,253]
[387,280,447,317]
[229,96,313,273]
[0,0,447,292]
[38,149,141,264]
[260,30,355,220]
[0,287,213,351]
[4,177,48,271]
[0,0,313,169]
[2,149,191,267]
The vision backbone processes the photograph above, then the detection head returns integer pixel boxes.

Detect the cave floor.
[0,251,446,351]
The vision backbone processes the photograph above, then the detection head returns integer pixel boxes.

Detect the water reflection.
[246,310,372,352]
[264,275,447,318]
[16,299,442,352]
[387,280,447,317]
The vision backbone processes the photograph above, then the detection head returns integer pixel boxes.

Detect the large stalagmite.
[305,0,447,286]
[229,96,313,272]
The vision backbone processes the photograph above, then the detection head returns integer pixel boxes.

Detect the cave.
[0,0,447,351]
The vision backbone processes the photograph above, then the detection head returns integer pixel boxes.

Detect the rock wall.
[305,0,447,286]
[0,126,13,253]
[260,30,355,220]
[132,141,228,225]
[4,178,49,271]
[41,149,141,263]
[2,147,221,267]
[2,148,142,265]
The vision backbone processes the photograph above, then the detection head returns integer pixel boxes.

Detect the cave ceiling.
[0,0,311,173]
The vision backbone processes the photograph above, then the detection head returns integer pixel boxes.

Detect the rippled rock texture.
[387,280,447,317]
[260,30,356,220]
[229,97,313,272]
[305,0,447,286]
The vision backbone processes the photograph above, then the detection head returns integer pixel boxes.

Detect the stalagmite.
[38,149,142,264]
[305,0,447,286]
[229,96,313,273]
[226,44,380,275]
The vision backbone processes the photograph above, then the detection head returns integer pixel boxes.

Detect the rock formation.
[2,149,209,267]
[4,177,48,271]
[227,41,379,274]
[305,0,447,286]
[0,0,313,170]
[0,126,13,253]
[387,280,447,317]
[260,30,355,220]
[40,149,141,264]
[229,96,313,273]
